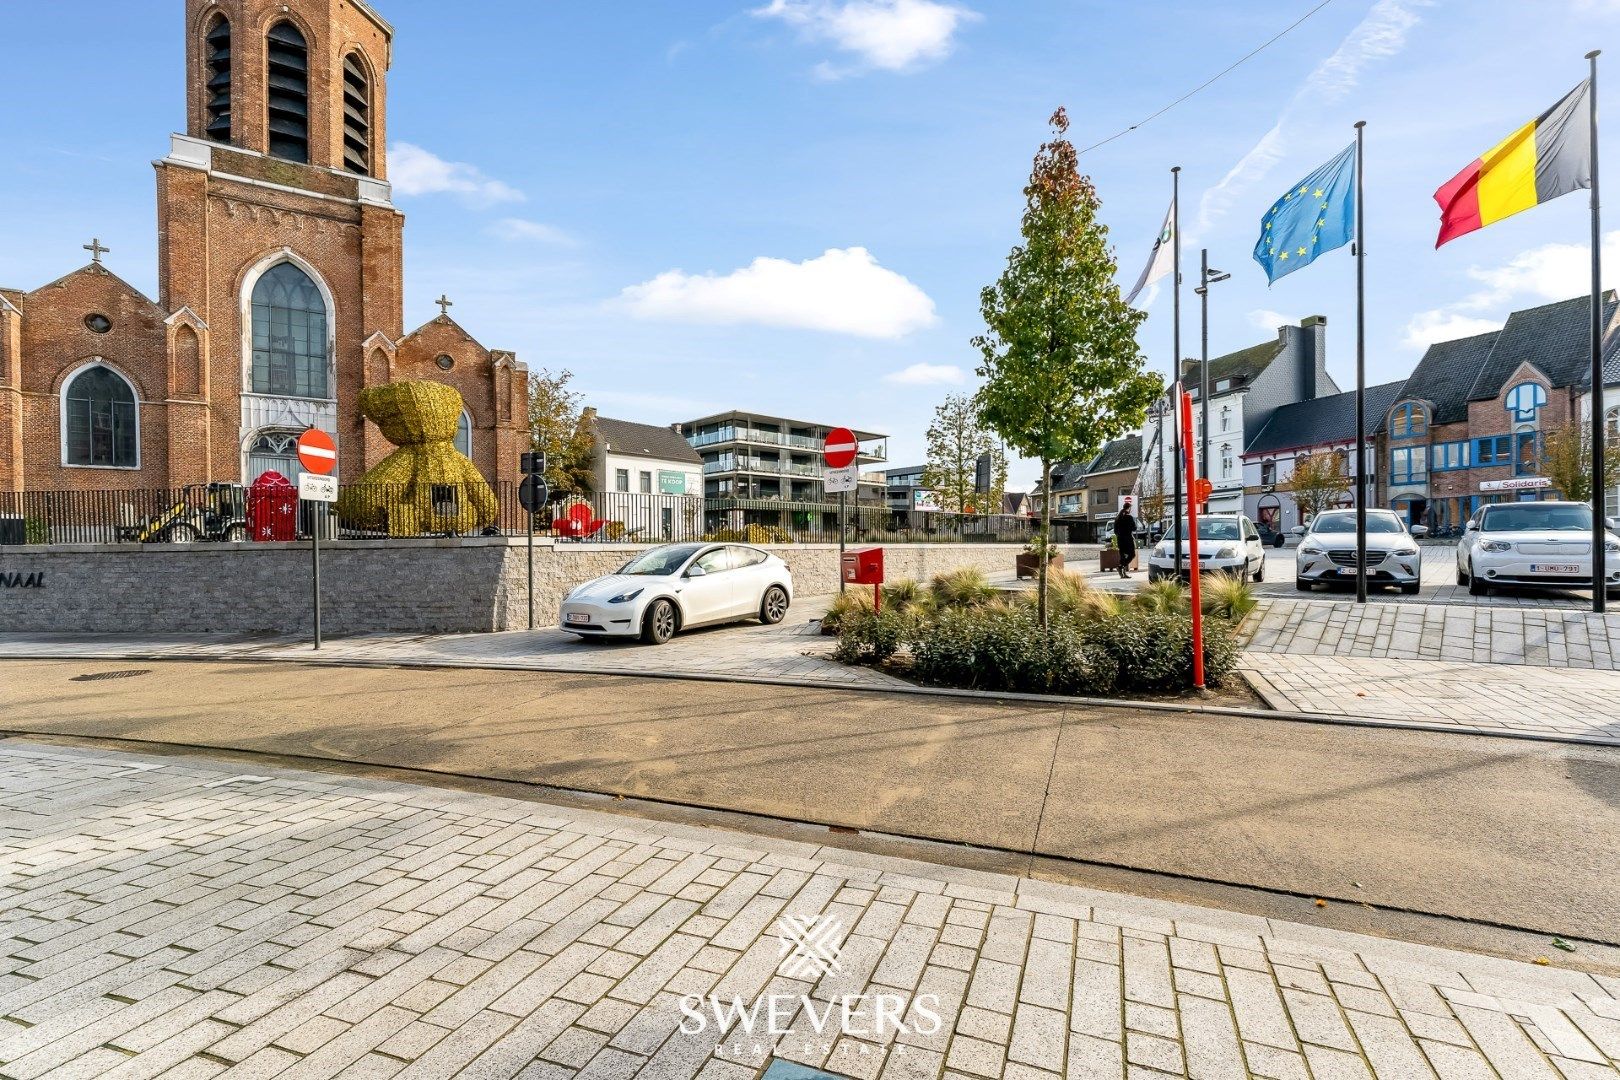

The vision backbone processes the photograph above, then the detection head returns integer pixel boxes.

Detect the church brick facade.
[0,0,528,496]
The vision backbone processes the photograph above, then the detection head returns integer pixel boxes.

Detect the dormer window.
[1390,402,1427,438]
[1505,382,1547,424]
[204,14,232,143]
[342,53,371,175]
[1215,379,1231,393]
[266,21,309,164]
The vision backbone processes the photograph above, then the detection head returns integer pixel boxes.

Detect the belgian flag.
[1434,80,1593,247]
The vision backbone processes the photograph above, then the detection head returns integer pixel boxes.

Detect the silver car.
[1295,509,1424,595]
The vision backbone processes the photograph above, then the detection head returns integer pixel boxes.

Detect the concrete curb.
[3,642,1615,749]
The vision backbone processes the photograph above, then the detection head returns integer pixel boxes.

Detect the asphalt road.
[3,658,1616,946]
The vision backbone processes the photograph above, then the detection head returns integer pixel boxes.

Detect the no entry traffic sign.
[297,428,337,476]
[823,427,858,469]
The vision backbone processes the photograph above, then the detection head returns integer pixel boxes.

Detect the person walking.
[1113,498,1138,579]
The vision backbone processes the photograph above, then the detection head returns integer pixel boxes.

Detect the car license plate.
[1337,567,1356,575]
[565,612,591,625]
[1530,564,1580,574]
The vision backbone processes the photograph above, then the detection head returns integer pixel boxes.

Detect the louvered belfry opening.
[266,21,309,164]
[204,14,232,142]
[341,54,370,175]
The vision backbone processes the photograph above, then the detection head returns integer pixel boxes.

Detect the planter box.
[1015,551,1063,580]
[1099,549,1138,572]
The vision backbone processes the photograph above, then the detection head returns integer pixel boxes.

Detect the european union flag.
[1253,142,1357,284]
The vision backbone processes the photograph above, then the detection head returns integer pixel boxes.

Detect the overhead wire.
[1080,0,1342,155]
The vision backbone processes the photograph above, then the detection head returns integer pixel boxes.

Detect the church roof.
[594,416,701,464]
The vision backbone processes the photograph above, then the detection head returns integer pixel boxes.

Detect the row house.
[1383,293,1618,533]
[1141,316,1337,516]
[1242,381,1403,537]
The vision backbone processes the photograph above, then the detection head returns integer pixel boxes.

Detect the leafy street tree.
[920,394,1008,514]
[527,368,595,496]
[973,108,1162,624]
[1542,418,1620,503]
[1286,449,1351,525]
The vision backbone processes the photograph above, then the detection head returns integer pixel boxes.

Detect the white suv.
[1146,514,1267,582]
[1456,500,1620,599]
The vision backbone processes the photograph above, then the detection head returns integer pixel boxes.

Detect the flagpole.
[1589,50,1605,615]
[1354,121,1368,605]
[1172,166,1184,575]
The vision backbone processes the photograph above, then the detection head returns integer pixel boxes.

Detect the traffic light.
[519,451,549,513]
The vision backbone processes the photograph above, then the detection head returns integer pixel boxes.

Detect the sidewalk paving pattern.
[2,741,1618,1079]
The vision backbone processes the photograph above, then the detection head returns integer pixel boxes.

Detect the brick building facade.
[0,0,528,496]
[1381,294,1617,532]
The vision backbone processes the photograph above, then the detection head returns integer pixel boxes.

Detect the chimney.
[670,422,683,435]
[1300,315,1327,399]
[582,406,597,421]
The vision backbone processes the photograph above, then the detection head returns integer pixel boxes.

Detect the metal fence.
[0,484,1045,547]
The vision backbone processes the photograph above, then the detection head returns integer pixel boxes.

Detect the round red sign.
[296,428,337,476]
[823,427,858,469]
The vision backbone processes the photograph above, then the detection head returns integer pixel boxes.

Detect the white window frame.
[59,358,141,470]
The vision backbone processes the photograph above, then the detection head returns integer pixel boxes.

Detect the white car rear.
[1456,501,1620,598]
[559,542,794,644]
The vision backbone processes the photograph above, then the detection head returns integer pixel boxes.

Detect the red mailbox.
[247,470,298,542]
[842,547,884,585]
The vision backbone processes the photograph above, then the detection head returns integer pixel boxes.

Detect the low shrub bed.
[831,568,1246,697]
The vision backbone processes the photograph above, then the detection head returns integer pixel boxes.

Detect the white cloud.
[883,362,964,385]
[1402,230,1620,348]
[490,218,576,246]
[1196,0,1427,236]
[1248,308,1295,330]
[389,143,524,205]
[754,0,979,75]
[1402,310,1503,350]
[618,247,937,339]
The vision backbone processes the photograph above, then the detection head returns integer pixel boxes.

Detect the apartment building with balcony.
[681,411,889,504]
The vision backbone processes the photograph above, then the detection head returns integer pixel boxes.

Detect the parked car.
[1295,509,1423,594]
[1146,514,1267,582]
[559,542,793,644]
[1256,521,1289,548]
[1456,501,1620,599]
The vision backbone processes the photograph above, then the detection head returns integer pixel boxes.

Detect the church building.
[0,0,529,495]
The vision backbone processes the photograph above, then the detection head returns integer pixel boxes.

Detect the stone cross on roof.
[436,294,453,317]
[84,238,109,264]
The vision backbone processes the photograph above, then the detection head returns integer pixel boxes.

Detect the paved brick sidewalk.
[2,742,1618,1079]
[1244,598,1620,669]
[0,594,908,694]
[1240,655,1620,743]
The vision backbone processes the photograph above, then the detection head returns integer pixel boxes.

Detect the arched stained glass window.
[251,262,328,398]
[455,410,472,458]
[266,21,309,164]
[205,14,232,143]
[64,365,138,468]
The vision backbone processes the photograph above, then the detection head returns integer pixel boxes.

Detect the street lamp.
[1193,250,1231,509]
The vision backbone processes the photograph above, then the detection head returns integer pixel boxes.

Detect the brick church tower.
[0,0,527,496]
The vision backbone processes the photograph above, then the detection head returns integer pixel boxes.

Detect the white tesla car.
[559,542,793,644]
[1457,500,1620,599]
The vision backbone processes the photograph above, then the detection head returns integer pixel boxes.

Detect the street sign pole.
[296,429,338,651]
[839,491,846,593]
[311,508,322,650]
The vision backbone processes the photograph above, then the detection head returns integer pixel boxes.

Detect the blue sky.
[5,1,1620,488]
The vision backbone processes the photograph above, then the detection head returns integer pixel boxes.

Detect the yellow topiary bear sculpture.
[337,380,499,536]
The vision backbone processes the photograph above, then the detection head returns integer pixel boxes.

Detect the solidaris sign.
[677,914,943,1053]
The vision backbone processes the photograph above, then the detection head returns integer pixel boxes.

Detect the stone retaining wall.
[0,539,1092,635]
